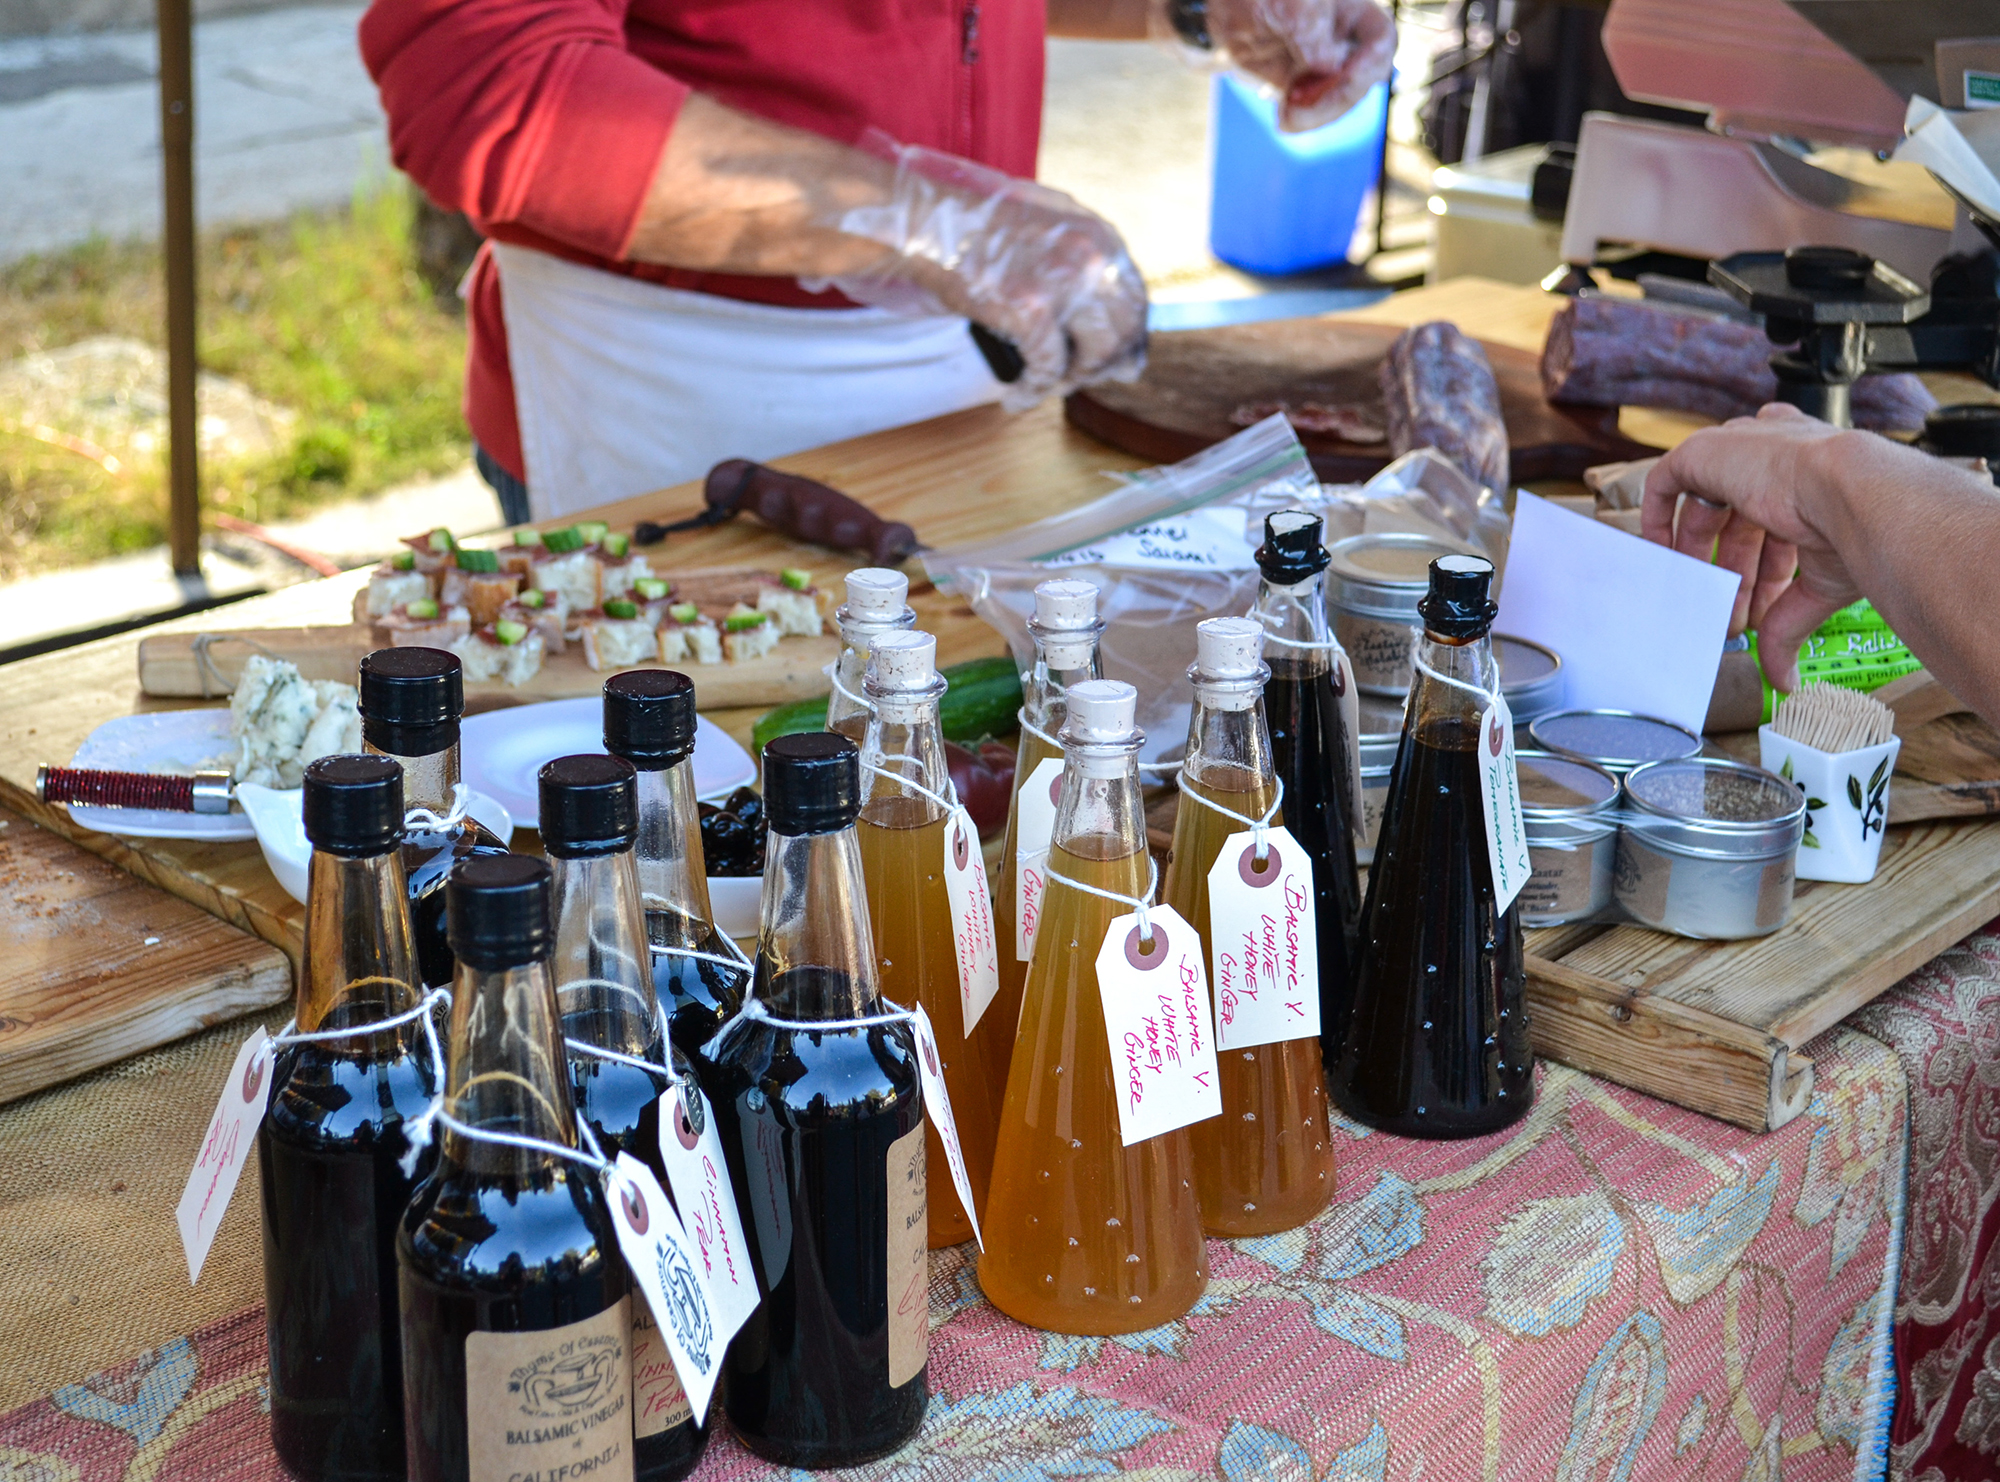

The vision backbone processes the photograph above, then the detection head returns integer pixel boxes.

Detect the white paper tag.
[176,1028,274,1284]
[1478,693,1532,914]
[1335,647,1365,839]
[942,807,1000,1035]
[1094,904,1223,1147]
[1205,825,1322,1051]
[607,1154,726,1426]
[654,1082,760,1344]
[1014,758,1064,961]
[908,1003,983,1249]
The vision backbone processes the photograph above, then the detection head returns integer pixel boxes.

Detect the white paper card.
[1013,758,1064,961]
[1094,904,1223,1147]
[1493,491,1739,734]
[1037,506,1257,573]
[177,1028,274,1284]
[942,807,1000,1035]
[1478,694,1533,914]
[908,1004,983,1249]
[607,1154,726,1425]
[1205,825,1321,1050]
[1335,647,1364,839]
[655,1082,760,1344]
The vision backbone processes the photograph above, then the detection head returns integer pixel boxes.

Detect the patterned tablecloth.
[1,1019,1911,1482]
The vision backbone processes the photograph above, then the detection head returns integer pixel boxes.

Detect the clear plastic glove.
[813,133,1148,411]
[1207,0,1396,133]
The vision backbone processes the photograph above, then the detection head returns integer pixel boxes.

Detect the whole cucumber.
[751,655,1022,752]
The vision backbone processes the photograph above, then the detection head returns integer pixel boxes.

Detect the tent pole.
[157,0,200,577]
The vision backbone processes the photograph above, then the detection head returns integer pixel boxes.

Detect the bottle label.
[741,1113,794,1290]
[1478,694,1532,915]
[176,1028,273,1284]
[1335,647,1364,839]
[909,1005,982,1249]
[654,1083,761,1347]
[631,1304,692,1438]
[1093,905,1224,1147]
[886,1119,929,1389]
[606,1155,724,1426]
[464,1294,634,1482]
[942,807,1001,1035]
[1204,825,1322,1051]
[1013,758,1064,961]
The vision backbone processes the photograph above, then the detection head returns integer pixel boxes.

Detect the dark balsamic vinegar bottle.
[397,856,636,1482]
[696,732,928,1468]
[541,751,708,1482]
[1252,510,1364,1053]
[1333,556,1532,1138]
[259,755,437,1482]
[602,670,746,1060]
[358,648,511,989]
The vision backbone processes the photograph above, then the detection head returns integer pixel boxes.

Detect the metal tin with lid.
[1528,708,1702,776]
[1493,635,1564,722]
[1514,750,1619,926]
[1355,692,1404,864]
[1614,757,1805,939]
[1326,532,1472,697]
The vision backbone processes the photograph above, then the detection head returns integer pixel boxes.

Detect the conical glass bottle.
[602,670,747,1059]
[1163,618,1337,1235]
[983,578,1103,1109]
[826,567,917,742]
[260,754,437,1482]
[697,732,927,1467]
[397,855,635,1482]
[980,680,1208,1334]
[1334,555,1533,1137]
[856,628,1001,1247]
[1251,510,1364,1050]
[541,752,707,1482]
[359,647,511,989]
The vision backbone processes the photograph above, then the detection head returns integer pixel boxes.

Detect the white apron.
[492,243,1002,521]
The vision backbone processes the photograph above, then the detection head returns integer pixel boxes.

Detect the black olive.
[733,790,763,830]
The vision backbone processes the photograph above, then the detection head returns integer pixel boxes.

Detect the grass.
[0,185,469,576]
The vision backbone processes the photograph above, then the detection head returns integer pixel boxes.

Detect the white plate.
[65,710,255,841]
[461,698,756,829]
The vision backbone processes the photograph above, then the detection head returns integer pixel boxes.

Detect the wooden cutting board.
[136,624,838,712]
[1065,318,1655,482]
[0,806,291,1105]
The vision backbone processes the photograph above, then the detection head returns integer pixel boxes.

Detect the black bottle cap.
[1418,554,1498,638]
[447,853,551,970]
[762,731,859,836]
[359,647,464,757]
[302,753,403,857]
[1255,509,1330,584]
[603,669,697,769]
[538,753,638,858]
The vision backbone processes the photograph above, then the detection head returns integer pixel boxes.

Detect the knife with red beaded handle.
[36,766,236,813]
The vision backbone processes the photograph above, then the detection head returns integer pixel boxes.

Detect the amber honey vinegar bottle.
[397,855,637,1482]
[1333,555,1533,1137]
[695,732,928,1467]
[1252,510,1364,1050]
[359,648,511,989]
[1162,618,1337,1235]
[540,752,707,1482]
[602,670,747,1059]
[856,628,1001,1247]
[259,755,437,1482]
[980,680,1209,1334]
[983,578,1104,1111]
[826,567,917,743]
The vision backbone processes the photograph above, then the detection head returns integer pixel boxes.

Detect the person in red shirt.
[360,0,1394,521]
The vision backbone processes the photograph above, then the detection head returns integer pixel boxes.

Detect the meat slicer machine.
[1554,0,2000,442]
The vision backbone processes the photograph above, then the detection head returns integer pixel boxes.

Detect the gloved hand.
[814,133,1148,411]
[1207,0,1396,133]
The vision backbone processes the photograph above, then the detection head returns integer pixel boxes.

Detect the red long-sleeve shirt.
[359,0,1047,479]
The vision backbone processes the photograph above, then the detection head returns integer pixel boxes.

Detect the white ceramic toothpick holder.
[1757,726,1900,884]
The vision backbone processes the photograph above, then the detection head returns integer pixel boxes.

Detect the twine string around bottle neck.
[1018,700,1177,776]
[1042,852,1160,943]
[1176,772,1285,863]
[859,752,966,822]
[271,984,451,1067]
[822,657,871,718]
[1248,596,1343,654]
[1410,650,1502,711]
[404,781,471,833]
[643,898,756,976]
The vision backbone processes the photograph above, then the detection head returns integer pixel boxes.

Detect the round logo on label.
[674,1089,703,1150]
[621,1182,650,1235]
[952,822,969,871]
[1049,772,1063,806]
[659,1242,715,1372]
[1237,841,1280,888]
[1123,921,1169,971]
[921,1034,940,1077]
[241,1051,266,1104]
[1488,714,1505,757]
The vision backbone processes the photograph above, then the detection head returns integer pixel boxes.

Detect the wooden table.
[3,279,1995,1132]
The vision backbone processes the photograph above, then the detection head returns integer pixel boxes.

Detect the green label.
[1967,71,2000,108]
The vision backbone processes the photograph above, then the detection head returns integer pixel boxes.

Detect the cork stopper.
[1195,616,1264,679]
[843,567,908,619]
[866,629,938,692]
[1063,679,1137,743]
[1033,578,1098,631]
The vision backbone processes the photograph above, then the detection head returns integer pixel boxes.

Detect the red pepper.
[945,738,1016,839]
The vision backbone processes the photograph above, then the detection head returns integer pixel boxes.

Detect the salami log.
[1541,295,1935,432]
[1378,322,1510,493]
